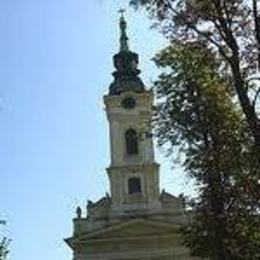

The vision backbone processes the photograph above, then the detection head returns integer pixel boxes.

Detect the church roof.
[65,217,182,248]
[109,13,145,95]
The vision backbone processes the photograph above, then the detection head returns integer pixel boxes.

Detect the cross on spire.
[118,9,129,52]
[109,11,145,95]
[118,8,126,17]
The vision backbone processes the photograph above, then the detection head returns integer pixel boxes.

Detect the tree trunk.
[230,59,260,151]
[253,0,260,69]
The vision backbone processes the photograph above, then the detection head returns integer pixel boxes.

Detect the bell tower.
[65,13,196,260]
[104,13,160,214]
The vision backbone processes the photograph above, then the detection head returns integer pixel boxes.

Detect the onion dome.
[109,12,145,95]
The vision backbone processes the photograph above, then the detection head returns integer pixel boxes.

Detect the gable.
[76,218,181,242]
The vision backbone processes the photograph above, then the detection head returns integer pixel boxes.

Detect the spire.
[119,9,129,52]
[108,12,145,95]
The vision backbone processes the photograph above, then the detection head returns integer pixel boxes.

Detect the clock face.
[121,97,136,109]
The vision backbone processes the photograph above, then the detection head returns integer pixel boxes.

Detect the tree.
[0,221,9,260]
[0,238,9,260]
[130,0,260,152]
[152,41,259,259]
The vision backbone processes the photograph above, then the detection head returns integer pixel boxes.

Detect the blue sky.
[0,1,193,259]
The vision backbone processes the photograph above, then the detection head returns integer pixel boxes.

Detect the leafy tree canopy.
[153,40,259,260]
[0,221,9,260]
[130,0,260,152]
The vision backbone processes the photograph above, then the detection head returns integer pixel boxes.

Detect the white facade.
[65,15,199,260]
[104,91,161,212]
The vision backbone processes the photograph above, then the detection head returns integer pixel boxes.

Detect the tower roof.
[109,12,145,95]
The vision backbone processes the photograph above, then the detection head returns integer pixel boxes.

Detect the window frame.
[128,177,142,194]
[125,128,139,155]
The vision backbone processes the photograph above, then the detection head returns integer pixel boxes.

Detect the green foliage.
[0,222,9,260]
[126,1,260,257]
[153,41,259,259]
[0,237,9,260]
[130,0,260,154]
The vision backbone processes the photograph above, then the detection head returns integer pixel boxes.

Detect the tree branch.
[164,0,232,63]
[253,87,260,108]
[211,0,239,56]
[253,0,260,70]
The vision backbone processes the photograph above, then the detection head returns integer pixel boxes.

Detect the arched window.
[125,128,138,155]
[128,177,141,194]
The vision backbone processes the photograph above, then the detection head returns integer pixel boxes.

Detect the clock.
[121,97,136,109]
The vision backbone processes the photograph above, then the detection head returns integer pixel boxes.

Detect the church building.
[65,14,199,260]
